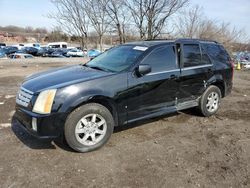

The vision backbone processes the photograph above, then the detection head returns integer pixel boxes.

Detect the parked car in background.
[88,49,101,59]
[15,39,233,153]
[48,42,67,49]
[67,48,85,57]
[0,49,7,59]
[2,46,18,55]
[83,48,88,56]
[9,53,34,59]
[37,47,55,57]
[49,48,70,58]
[233,51,250,69]
[241,60,250,69]
[244,64,250,69]
[22,47,39,56]
[24,43,41,49]
[0,43,6,48]
[12,44,25,50]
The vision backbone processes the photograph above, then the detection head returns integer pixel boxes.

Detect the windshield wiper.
[89,66,105,71]
[89,65,112,72]
[82,64,115,73]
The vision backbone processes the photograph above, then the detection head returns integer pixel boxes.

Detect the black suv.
[15,39,233,152]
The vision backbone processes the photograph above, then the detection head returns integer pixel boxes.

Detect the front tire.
[64,103,114,153]
[199,85,222,117]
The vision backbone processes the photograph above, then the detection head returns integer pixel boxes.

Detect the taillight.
[229,60,234,80]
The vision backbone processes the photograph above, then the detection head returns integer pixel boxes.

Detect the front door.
[126,45,180,122]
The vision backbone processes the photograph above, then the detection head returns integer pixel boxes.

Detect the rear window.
[201,46,212,64]
[202,44,230,64]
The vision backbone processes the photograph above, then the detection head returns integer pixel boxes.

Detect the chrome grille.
[16,87,34,107]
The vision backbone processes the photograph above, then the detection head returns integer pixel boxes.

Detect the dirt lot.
[0,58,250,188]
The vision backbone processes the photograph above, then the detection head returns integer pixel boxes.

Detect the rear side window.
[183,44,201,67]
[202,44,230,64]
[201,46,212,64]
[142,46,176,73]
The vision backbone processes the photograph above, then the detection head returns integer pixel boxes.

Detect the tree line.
[49,0,248,52]
[0,25,48,34]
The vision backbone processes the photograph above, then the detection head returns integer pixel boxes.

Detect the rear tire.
[64,103,114,153]
[198,85,222,117]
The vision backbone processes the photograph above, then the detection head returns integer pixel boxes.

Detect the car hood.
[22,65,114,92]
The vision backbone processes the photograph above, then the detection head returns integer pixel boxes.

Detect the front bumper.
[15,105,66,139]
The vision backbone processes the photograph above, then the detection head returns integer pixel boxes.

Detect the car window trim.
[147,69,180,76]
[181,64,213,71]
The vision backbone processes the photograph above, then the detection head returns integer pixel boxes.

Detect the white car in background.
[24,43,41,49]
[8,53,34,59]
[12,44,24,50]
[48,42,67,49]
[67,48,84,57]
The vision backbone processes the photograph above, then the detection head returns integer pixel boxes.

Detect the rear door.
[178,42,213,103]
[127,45,180,121]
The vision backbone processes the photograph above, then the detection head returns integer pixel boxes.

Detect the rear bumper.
[14,106,67,139]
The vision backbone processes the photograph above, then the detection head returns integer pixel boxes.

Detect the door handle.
[208,68,213,73]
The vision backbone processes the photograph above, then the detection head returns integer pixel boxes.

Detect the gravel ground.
[0,58,250,188]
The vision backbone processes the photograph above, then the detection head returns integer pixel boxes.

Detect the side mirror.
[136,64,151,77]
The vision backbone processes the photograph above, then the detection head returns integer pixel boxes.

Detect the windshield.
[86,45,146,72]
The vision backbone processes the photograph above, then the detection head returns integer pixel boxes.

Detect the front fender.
[54,87,114,113]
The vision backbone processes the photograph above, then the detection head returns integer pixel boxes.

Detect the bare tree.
[84,0,111,51]
[175,5,247,52]
[175,5,202,38]
[126,0,189,40]
[105,0,129,44]
[126,0,148,39]
[49,0,89,48]
[199,21,246,52]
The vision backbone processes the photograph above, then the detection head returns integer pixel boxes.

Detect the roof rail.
[175,38,218,43]
[144,38,218,44]
[144,38,173,41]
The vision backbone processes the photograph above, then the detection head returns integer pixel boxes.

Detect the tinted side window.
[142,46,176,73]
[183,44,201,67]
[219,45,231,62]
[202,44,230,63]
[201,46,212,64]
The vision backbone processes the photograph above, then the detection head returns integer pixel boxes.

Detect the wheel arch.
[69,95,119,127]
[211,81,225,97]
[207,74,225,98]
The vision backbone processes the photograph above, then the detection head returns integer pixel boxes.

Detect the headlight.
[33,89,57,114]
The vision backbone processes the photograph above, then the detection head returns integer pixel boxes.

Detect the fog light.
[32,118,37,131]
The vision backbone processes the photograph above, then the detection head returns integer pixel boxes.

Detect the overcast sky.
[0,0,249,33]
[0,0,56,29]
